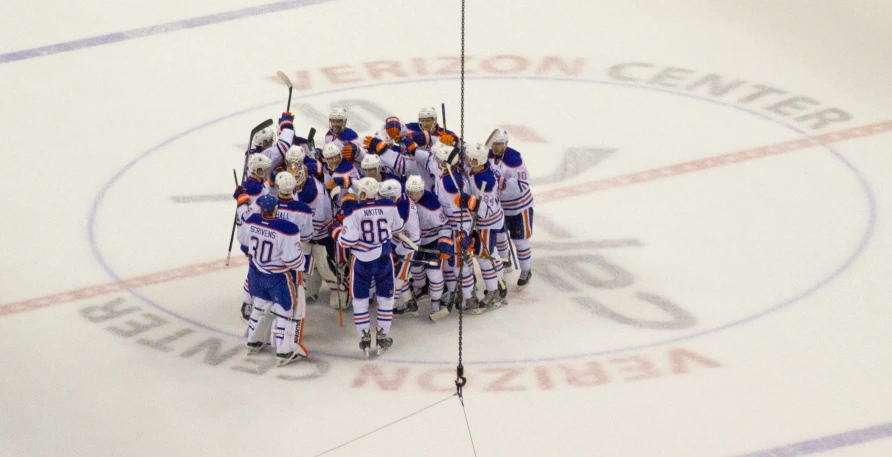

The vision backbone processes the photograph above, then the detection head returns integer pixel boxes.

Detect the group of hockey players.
[231,106,535,364]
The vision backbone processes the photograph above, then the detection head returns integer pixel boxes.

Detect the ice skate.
[375,327,392,356]
[246,341,264,354]
[359,329,372,359]
[495,282,508,308]
[502,259,514,274]
[394,297,419,317]
[276,345,307,367]
[461,296,487,315]
[517,269,532,287]
[450,290,462,311]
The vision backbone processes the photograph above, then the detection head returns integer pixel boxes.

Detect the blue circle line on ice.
[87,75,877,365]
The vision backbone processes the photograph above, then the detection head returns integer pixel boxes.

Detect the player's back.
[340,199,404,262]
[238,214,303,274]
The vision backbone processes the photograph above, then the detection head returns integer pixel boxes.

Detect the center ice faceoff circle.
[90,75,874,364]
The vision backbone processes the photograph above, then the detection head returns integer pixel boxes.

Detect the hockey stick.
[441,103,447,130]
[226,119,274,266]
[484,129,500,148]
[276,71,293,112]
[225,169,240,266]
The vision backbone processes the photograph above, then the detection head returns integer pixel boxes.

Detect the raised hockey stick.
[226,119,275,266]
[276,71,293,112]
[484,129,501,148]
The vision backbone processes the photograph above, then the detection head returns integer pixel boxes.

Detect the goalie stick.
[226,119,274,266]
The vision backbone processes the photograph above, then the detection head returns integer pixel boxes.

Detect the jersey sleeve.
[337,212,361,249]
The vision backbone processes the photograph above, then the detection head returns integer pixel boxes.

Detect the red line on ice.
[2,120,890,317]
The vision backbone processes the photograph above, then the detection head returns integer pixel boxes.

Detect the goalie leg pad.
[245,298,272,345]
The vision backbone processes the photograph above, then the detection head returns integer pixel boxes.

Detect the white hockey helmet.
[405,175,425,193]
[247,153,273,174]
[434,143,459,166]
[379,179,402,201]
[285,145,305,165]
[356,177,380,200]
[252,125,278,148]
[418,106,437,122]
[275,171,296,193]
[361,154,381,171]
[466,143,490,167]
[322,142,341,159]
[490,129,509,145]
[329,107,348,121]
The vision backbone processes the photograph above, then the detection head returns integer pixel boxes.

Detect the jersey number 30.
[360,219,390,244]
[249,236,274,263]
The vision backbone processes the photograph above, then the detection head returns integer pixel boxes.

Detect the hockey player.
[235,194,307,367]
[252,112,297,171]
[333,178,405,357]
[489,129,534,286]
[406,106,458,147]
[461,143,508,307]
[234,153,273,321]
[284,152,330,301]
[278,145,319,183]
[324,107,364,164]
[429,143,480,313]
[363,118,432,185]
[274,173,314,271]
[399,175,454,319]
[321,142,361,308]
[378,179,422,316]
[359,153,400,183]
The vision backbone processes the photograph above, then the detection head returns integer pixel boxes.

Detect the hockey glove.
[233,186,250,206]
[454,193,478,211]
[438,133,456,145]
[341,193,359,215]
[279,111,294,131]
[437,237,455,261]
[342,143,357,161]
[459,232,473,251]
[400,136,417,152]
[385,118,402,139]
[407,131,430,148]
[363,136,389,153]
[326,177,349,190]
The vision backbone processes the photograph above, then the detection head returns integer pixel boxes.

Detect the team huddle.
[232,106,535,364]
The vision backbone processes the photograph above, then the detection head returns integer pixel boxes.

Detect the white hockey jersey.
[413,190,451,245]
[337,199,405,262]
[237,213,304,274]
[468,164,504,231]
[490,147,534,216]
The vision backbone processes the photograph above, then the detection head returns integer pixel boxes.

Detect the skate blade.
[276,354,305,367]
[363,348,370,359]
[376,347,386,356]
[464,308,486,315]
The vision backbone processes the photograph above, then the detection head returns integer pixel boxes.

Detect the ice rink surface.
[2,1,892,456]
